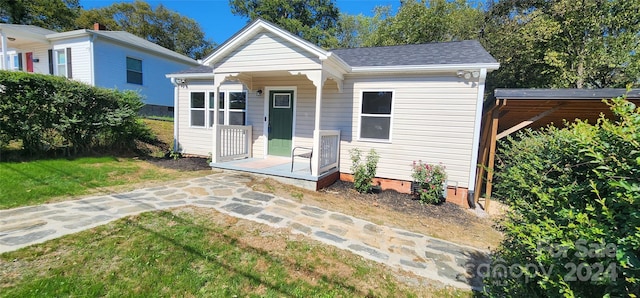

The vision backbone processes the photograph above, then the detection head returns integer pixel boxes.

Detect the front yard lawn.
[0,156,210,209]
[0,207,469,297]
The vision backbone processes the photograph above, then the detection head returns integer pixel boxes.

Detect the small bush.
[484,95,640,297]
[349,148,379,193]
[0,71,146,155]
[411,161,447,204]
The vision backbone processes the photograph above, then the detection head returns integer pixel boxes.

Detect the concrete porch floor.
[210,157,339,190]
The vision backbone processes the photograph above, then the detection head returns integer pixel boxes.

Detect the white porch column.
[0,32,7,70]
[309,70,324,176]
[211,73,225,163]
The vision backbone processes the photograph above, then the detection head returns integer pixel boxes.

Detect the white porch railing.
[313,130,340,175]
[215,125,252,162]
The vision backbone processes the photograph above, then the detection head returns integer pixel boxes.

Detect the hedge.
[483,96,640,297]
[0,71,148,155]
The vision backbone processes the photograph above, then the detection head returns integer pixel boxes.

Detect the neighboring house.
[166,19,499,205]
[0,23,199,115]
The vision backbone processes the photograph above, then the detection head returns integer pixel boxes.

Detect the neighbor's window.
[126,57,142,85]
[55,49,67,77]
[190,92,205,127]
[359,91,393,141]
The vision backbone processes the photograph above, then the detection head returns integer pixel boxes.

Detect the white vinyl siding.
[322,74,481,188]
[214,31,320,73]
[176,81,246,156]
[52,37,91,84]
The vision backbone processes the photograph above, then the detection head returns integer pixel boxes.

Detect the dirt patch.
[146,157,211,171]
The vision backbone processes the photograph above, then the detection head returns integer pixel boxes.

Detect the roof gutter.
[165,72,214,79]
[350,63,500,73]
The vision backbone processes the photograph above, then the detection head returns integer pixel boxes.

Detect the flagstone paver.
[0,171,489,290]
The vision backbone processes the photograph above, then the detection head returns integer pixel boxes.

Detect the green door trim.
[266,88,295,157]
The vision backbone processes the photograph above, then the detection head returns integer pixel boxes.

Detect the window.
[211,91,246,126]
[359,91,393,141]
[228,91,247,125]
[55,49,67,77]
[190,92,205,127]
[126,57,142,85]
[8,54,21,71]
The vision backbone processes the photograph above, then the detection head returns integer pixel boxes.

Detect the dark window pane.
[219,111,224,125]
[209,111,215,127]
[191,92,205,108]
[126,57,142,72]
[209,92,216,108]
[360,116,390,140]
[274,94,290,108]
[229,92,246,109]
[127,71,142,85]
[191,110,205,126]
[362,92,392,114]
[229,112,245,125]
[218,92,225,109]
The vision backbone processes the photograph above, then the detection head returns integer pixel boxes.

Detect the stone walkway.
[0,172,488,290]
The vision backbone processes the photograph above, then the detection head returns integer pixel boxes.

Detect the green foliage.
[349,148,379,193]
[411,161,447,204]
[486,95,640,296]
[0,0,80,31]
[367,0,484,47]
[229,0,340,48]
[75,0,214,59]
[483,0,640,89]
[0,71,147,155]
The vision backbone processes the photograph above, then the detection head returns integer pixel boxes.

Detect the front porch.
[210,125,341,190]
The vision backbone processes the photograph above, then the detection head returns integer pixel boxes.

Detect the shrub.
[411,161,447,204]
[0,71,146,155]
[483,95,640,297]
[349,148,379,193]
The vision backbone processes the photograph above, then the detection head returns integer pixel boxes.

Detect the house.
[166,19,499,206]
[0,23,199,115]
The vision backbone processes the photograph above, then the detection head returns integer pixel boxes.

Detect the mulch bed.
[146,156,211,171]
[323,180,481,225]
[149,157,480,225]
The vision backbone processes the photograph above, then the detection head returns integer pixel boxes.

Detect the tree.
[483,0,640,89]
[75,1,214,60]
[335,7,387,48]
[0,0,80,31]
[368,0,484,46]
[229,0,340,48]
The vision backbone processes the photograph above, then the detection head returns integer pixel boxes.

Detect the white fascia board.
[165,73,214,79]
[323,53,351,73]
[350,63,500,74]
[202,19,329,66]
[46,30,90,41]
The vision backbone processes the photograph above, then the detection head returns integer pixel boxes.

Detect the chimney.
[93,23,106,31]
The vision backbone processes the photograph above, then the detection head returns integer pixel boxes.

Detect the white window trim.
[126,56,143,85]
[357,90,395,143]
[209,90,248,127]
[54,48,68,77]
[189,91,206,128]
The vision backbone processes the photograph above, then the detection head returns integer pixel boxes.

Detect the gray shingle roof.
[0,23,57,36]
[88,30,198,65]
[494,88,640,100]
[331,40,497,67]
[172,65,213,74]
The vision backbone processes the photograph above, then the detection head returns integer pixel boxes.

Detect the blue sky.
[80,0,400,45]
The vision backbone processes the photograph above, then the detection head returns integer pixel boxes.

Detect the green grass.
[0,156,206,209]
[0,208,469,297]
